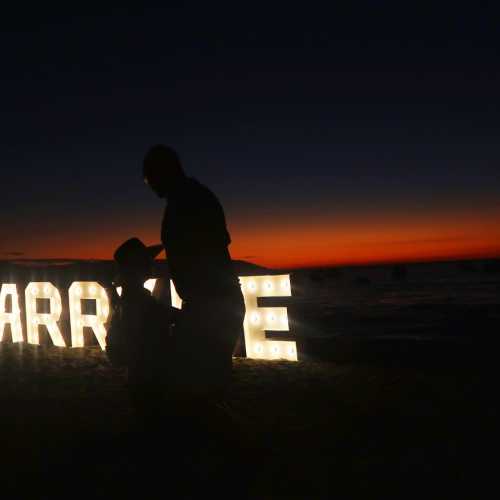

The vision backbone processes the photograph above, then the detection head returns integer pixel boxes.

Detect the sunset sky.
[1,4,499,268]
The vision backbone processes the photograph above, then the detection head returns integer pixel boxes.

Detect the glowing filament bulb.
[264,281,273,291]
[251,312,260,324]
[255,344,263,354]
[89,285,97,296]
[248,281,256,292]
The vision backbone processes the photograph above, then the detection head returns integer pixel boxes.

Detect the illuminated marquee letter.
[0,284,23,343]
[25,282,65,347]
[69,282,110,349]
[115,279,183,309]
[116,279,157,298]
[170,280,182,309]
[143,279,157,294]
[239,275,296,361]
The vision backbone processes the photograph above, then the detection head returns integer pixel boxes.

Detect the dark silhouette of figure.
[106,237,172,429]
[142,145,245,409]
[141,146,255,496]
[106,238,233,498]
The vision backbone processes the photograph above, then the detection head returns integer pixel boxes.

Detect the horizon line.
[1,254,499,270]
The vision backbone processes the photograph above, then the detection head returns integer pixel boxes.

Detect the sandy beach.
[1,259,499,498]
[1,342,497,499]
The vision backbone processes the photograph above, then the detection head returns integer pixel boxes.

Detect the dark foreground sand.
[1,342,498,499]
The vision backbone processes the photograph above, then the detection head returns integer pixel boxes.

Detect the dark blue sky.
[1,3,499,266]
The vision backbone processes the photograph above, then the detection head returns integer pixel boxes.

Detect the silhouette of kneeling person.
[106,238,219,493]
[106,237,172,430]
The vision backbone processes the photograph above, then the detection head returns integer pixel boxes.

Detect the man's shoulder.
[180,177,222,209]
[187,177,216,197]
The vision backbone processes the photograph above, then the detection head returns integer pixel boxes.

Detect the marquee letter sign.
[0,274,296,360]
[239,275,296,361]
[25,282,65,347]
[69,282,110,350]
[0,284,23,343]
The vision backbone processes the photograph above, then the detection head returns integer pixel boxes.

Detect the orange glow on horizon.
[2,210,500,269]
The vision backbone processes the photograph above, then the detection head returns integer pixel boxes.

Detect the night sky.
[1,3,499,268]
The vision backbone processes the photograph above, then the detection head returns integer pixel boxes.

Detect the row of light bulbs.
[252,342,296,357]
[243,279,291,294]
[247,310,288,326]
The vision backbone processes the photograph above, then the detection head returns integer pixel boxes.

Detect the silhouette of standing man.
[143,145,245,410]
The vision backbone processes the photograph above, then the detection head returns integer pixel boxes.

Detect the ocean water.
[287,260,500,340]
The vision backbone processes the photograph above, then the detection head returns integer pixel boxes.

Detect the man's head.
[143,145,185,198]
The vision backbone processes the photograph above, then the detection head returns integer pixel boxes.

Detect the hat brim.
[147,244,164,260]
[112,243,163,286]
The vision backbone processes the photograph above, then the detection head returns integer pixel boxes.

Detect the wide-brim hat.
[113,237,163,281]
